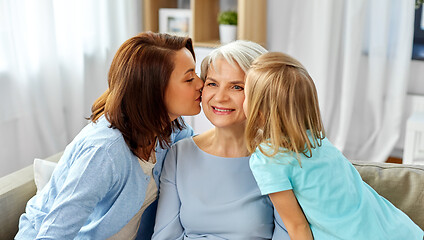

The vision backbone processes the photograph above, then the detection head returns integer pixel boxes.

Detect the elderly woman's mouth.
[212,106,235,112]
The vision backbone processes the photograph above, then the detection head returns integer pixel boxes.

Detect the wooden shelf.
[143,0,267,48]
[193,40,221,48]
[143,0,177,33]
[238,0,267,47]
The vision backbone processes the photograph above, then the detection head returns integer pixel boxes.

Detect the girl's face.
[165,48,203,121]
[202,58,246,128]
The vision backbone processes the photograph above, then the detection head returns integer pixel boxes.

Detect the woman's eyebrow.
[205,78,244,85]
[185,68,195,74]
[230,80,245,85]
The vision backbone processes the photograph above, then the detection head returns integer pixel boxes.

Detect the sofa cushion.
[352,161,424,230]
[34,158,58,193]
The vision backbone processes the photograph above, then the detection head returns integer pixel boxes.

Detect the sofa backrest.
[0,164,37,240]
[352,161,424,230]
[0,152,62,240]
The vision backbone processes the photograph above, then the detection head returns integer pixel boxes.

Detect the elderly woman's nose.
[214,87,230,101]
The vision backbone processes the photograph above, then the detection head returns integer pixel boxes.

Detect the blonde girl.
[243,52,423,240]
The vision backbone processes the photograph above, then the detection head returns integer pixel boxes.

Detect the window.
[413,4,424,60]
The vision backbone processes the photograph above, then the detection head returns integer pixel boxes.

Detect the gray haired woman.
[152,40,290,240]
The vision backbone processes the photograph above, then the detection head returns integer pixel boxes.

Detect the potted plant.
[217,10,238,44]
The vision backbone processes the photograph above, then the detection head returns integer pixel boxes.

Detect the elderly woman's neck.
[195,127,250,158]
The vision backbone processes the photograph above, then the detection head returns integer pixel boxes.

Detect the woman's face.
[202,58,246,128]
[164,48,203,121]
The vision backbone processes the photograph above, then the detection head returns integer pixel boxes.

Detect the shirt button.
[145,176,149,181]
[154,171,159,175]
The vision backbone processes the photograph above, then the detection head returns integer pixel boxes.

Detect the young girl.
[243,52,424,240]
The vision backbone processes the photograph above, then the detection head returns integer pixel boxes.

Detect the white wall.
[408,60,424,96]
[392,60,424,158]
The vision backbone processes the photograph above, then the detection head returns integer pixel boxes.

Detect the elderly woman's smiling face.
[201,58,246,128]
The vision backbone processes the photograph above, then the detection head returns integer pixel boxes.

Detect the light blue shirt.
[16,115,193,239]
[152,137,290,240]
[250,138,424,240]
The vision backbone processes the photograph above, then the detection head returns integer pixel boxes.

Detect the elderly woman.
[152,40,290,239]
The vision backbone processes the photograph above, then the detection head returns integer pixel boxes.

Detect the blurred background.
[1,0,423,178]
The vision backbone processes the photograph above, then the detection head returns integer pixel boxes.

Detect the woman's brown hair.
[89,31,195,157]
[245,52,325,164]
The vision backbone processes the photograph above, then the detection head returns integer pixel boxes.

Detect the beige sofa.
[0,152,63,239]
[0,153,423,239]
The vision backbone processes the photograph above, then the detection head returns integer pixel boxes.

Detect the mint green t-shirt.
[249,138,423,240]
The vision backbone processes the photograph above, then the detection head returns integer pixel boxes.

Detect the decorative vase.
[219,24,237,44]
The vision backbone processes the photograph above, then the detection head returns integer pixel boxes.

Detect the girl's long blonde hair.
[245,52,325,163]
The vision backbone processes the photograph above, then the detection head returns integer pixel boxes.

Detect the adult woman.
[16,32,203,239]
[152,41,290,239]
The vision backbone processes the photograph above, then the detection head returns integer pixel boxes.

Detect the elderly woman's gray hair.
[200,40,268,81]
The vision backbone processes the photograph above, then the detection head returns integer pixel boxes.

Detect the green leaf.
[217,11,238,25]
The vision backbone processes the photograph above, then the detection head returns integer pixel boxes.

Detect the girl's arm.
[269,190,313,240]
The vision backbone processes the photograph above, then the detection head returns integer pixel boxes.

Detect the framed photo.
[159,8,191,37]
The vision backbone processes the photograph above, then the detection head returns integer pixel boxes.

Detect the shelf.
[143,0,177,34]
[191,0,220,45]
[238,0,267,47]
[143,0,267,48]
[193,40,221,48]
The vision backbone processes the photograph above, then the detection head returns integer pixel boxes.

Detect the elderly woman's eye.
[207,82,217,87]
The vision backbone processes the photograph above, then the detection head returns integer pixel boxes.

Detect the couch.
[0,153,423,239]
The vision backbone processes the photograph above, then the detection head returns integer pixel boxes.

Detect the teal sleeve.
[249,150,293,195]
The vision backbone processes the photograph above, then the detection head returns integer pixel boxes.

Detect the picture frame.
[159,8,191,37]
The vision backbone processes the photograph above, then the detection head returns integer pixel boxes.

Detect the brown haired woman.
[16,32,203,240]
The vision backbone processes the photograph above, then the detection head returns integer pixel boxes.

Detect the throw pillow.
[33,158,58,194]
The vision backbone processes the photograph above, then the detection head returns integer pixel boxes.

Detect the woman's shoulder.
[170,135,196,151]
[170,122,195,143]
[63,120,133,171]
[192,129,214,148]
[73,118,123,147]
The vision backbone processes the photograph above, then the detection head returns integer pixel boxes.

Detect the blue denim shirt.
[16,116,193,239]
